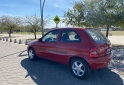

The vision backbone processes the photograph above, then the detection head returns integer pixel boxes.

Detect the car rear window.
[86,29,109,44]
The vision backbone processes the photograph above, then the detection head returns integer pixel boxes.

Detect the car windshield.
[86,29,109,44]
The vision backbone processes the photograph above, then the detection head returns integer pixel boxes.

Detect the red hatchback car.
[27,28,112,79]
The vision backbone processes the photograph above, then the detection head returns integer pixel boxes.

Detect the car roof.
[49,27,97,31]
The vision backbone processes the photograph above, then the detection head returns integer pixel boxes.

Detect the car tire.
[28,48,37,61]
[70,58,89,79]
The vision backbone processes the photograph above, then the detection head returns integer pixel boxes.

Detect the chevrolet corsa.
[27,28,112,79]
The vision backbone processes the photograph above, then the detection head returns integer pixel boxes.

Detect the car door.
[56,29,82,64]
[36,30,60,61]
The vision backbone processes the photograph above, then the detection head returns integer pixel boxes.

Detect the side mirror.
[38,38,42,42]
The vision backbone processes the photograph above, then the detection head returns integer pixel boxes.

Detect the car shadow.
[21,58,123,85]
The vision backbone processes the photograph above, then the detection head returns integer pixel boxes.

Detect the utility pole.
[40,0,45,36]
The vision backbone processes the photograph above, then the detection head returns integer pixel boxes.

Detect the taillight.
[90,47,98,58]
[90,46,108,58]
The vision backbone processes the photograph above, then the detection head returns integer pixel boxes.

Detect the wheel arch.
[28,46,33,50]
[69,56,90,68]
[28,45,35,52]
[28,46,36,55]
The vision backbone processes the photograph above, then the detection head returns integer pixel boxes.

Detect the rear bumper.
[89,54,112,69]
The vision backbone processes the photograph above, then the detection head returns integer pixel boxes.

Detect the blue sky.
[0,0,74,28]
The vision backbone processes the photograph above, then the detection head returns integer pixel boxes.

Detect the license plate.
[106,48,111,54]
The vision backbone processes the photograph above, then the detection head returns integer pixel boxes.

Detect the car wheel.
[70,59,89,79]
[28,48,37,60]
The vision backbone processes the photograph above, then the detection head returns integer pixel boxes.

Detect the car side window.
[60,29,81,42]
[42,30,60,42]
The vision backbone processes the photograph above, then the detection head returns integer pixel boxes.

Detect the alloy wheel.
[72,61,85,77]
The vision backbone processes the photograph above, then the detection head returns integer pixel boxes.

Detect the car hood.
[29,40,38,45]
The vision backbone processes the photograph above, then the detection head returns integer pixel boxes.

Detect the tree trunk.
[9,28,12,38]
[106,25,110,38]
[9,33,11,37]
[34,29,37,39]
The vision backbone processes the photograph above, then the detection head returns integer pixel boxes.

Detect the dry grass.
[112,44,124,49]
[1,31,124,36]
[101,31,124,36]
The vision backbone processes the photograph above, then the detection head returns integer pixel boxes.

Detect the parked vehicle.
[27,27,112,79]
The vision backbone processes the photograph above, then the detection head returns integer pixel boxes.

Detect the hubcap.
[28,50,34,59]
[72,61,85,76]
